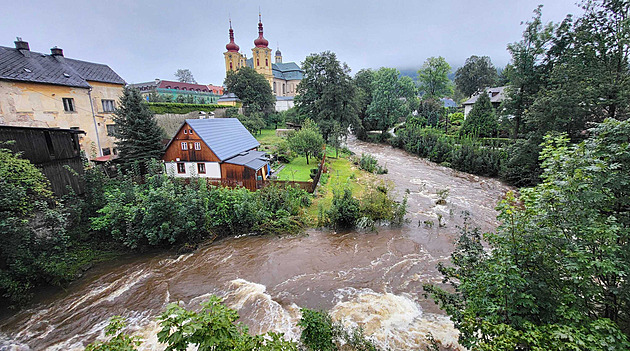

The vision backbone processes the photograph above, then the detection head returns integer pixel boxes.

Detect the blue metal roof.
[185,118,260,161]
[440,98,458,108]
[272,62,304,80]
[224,150,269,170]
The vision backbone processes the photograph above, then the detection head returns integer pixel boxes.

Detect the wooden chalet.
[0,125,85,196]
[162,118,270,191]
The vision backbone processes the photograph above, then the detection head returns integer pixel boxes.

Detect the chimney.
[51,46,64,57]
[14,37,29,51]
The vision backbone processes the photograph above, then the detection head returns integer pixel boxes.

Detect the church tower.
[224,20,245,74]
[275,46,282,63]
[251,12,273,86]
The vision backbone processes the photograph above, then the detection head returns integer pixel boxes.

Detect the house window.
[197,163,206,174]
[106,124,117,137]
[102,148,111,156]
[177,162,186,173]
[194,142,201,150]
[189,129,193,135]
[184,129,188,134]
[181,142,188,150]
[102,99,115,112]
[62,98,75,112]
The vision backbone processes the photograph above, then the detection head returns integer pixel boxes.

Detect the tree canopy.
[174,69,197,84]
[295,51,358,142]
[454,55,499,97]
[113,87,164,171]
[425,119,630,350]
[224,67,275,113]
[417,56,453,98]
[287,119,325,164]
[366,67,417,134]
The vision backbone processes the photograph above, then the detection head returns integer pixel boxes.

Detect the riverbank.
[0,136,512,350]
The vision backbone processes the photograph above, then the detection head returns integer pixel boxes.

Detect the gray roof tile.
[186,118,260,161]
[0,46,125,88]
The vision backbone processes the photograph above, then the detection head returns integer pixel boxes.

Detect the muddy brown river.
[0,138,511,350]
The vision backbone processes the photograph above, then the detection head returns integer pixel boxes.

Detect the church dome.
[275,49,281,56]
[254,19,269,48]
[226,23,240,52]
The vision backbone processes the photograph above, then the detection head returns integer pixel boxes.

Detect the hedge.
[147,102,223,114]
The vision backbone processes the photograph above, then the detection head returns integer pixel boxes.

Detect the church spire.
[254,10,269,48]
[226,18,240,52]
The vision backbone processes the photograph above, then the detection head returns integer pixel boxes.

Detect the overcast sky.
[1,0,582,85]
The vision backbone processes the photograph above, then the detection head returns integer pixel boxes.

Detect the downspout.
[87,88,103,157]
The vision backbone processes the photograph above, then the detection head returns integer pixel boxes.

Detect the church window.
[282,84,286,94]
[273,82,276,93]
[265,58,268,66]
[257,58,260,66]
[230,62,233,70]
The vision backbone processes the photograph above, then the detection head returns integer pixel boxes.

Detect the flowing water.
[0,138,512,350]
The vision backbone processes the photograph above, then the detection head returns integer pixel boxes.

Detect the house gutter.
[87,88,103,157]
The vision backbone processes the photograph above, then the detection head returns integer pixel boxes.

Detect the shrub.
[147,102,222,115]
[358,153,387,174]
[298,309,338,351]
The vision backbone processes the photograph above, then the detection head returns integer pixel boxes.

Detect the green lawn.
[255,129,284,153]
[275,156,316,181]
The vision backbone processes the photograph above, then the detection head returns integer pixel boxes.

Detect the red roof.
[158,80,210,92]
[93,154,118,162]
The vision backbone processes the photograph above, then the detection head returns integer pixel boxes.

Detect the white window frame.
[181,142,188,150]
[102,99,115,112]
[194,142,201,150]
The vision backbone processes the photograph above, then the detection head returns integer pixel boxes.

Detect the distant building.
[162,118,269,191]
[217,93,241,107]
[0,125,85,196]
[129,79,220,104]
[223,15,303,98]
[0,38,125,159]
[275,96,295,111]
[463,86,507,117]
[440,97,458,108]
[207,84,224,95]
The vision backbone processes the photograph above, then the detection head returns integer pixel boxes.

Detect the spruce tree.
[460,91,498,138]
[113,87,164,171]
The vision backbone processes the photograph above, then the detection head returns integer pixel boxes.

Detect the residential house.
[0,38,125,159]
[130,79,220,104]
[462,86,507,117]
[162,118,270,191]
[0,125,85,196]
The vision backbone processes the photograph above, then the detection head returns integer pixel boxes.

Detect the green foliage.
[324,185,407,230]
[237,112,266,135]
[114,87,164,172]
[157,295,297,351]
[91,172,312,248]
[286,119,325,165]
[0,148,72,305]
[298,309,337,351]
[357,153,387,174]
[365,67,417,134]
[353,69,375,139]
[417,56,453,98]
[147,103,221,114]
[454,55,499,97]
[424,120,630,350]
[395,122,505,177]
[295,51,359,142]
[85,316,142,351]
[460,91,498,138]
[174,68,196,84]
[224,67,275,113]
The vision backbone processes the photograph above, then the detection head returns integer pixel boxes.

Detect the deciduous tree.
[174,69,197,84]
[224,67,275,113]
[417,56,453,98]
[366,68,417,134]
[287,119,324,164]
[454,55,499,97]
[295,51,358,142]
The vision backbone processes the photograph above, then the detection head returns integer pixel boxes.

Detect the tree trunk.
[306,153,310,165]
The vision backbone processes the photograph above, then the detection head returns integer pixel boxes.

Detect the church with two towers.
[224,15,303,98]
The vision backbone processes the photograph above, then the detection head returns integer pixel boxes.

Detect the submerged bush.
[358,153,388,174]
[324,184,407,230]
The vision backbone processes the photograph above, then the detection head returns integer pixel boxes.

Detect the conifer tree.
[460,91,498,138]
[113,87,164,171]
